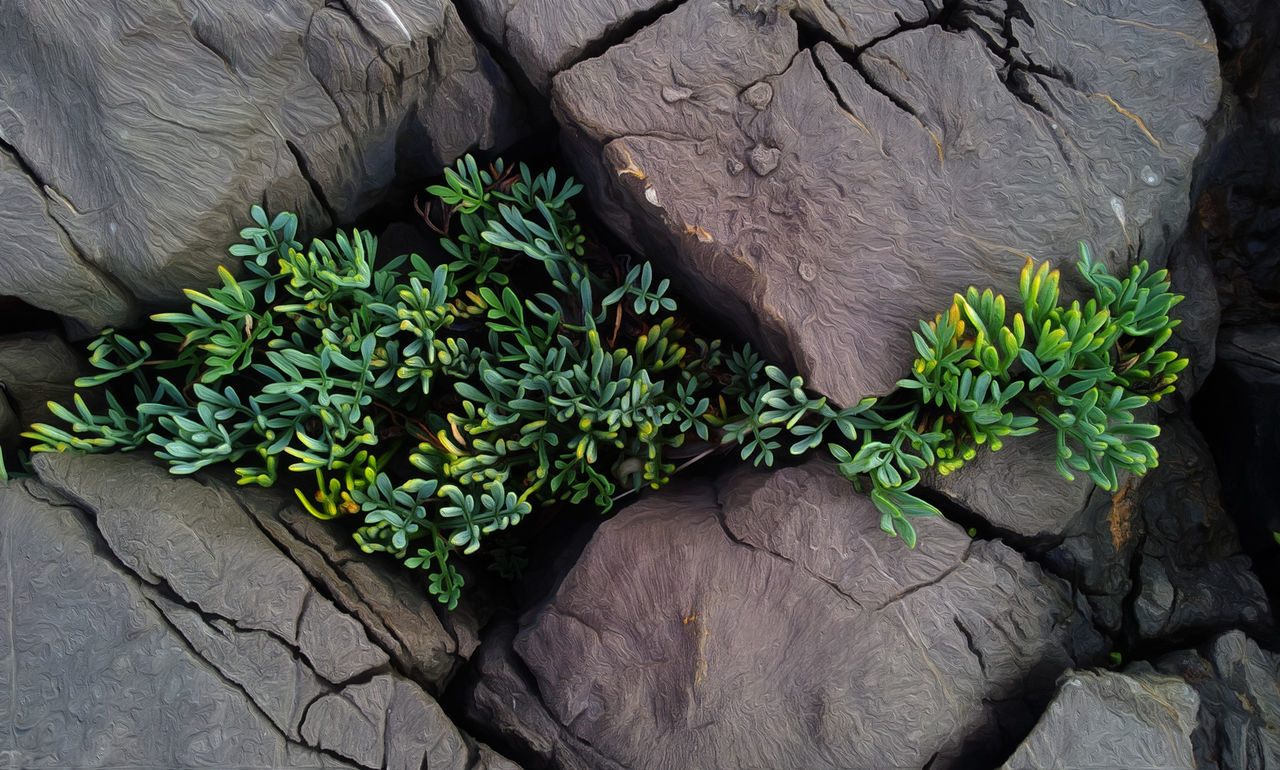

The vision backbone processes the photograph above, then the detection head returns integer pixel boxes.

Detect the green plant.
[21,155,1187,607]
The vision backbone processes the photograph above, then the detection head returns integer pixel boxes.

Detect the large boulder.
[548,0,1220,406]
[515,460,1104,769]
[17,451,516,770]
[0,0,524,328]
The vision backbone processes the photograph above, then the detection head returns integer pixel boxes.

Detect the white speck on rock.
[1110,196,1126,227]
[1140,165,1161,186]
[645,186,660,206]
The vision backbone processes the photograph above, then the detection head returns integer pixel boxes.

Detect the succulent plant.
[18,155,1186,607]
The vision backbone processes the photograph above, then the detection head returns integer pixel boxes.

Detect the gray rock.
[922,421,1095,540]
[459,619,621,770]
[1001,668,1199,770]
[32,452,389,685]
[0,0,523,324]
[516,460,1104,769]
[0,332,91,422]
[300,673,474,770]
[1042,415,1270,640]
[551,0,1219,406]
[150,592,329,741]
[0,477,353,769]
[231,483,468,690]
[0,149,133,328]
[1154,631,1280,769]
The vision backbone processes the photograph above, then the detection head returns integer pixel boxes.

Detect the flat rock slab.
[0,478,354,769]
[230,483,471,691]
[34,451,389,685]
[1000,668,1199,770]
[0,0,522,326]
[552,0,1219,405]
[516,459,1104,769]
[21,451,517,769]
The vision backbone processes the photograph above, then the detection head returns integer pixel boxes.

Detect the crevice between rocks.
[202,477,432,687]
[0,136,138,318]
[444,0,550,125]
[285,139,339,224]
[557,0,691,78]
[794,17,924,120]
[708,481,868,611]
[954,616,987,675]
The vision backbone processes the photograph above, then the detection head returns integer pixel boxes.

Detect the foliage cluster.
[17,156,1186,608]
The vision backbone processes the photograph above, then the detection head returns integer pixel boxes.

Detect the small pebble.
[741,82,773,111]
[748,145,781,176]
[661,85,693,103]
[727,157,744,175]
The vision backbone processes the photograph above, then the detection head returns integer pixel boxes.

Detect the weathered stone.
[230,483,468,689]
[517,460,1103,769]
[1000,668,1199,770]
[1040,415,1270,640]
[0,478,352,769]
[33,452,389,685]
[0,149,133,328]
[458,619,619,770]
[552,0,1219,406]
[0,332,90,421]
[300,673,474,770]
[0,0,523,324]
[922,422,1095,540]
[1154,631,1280,769]
[150,592,328,741]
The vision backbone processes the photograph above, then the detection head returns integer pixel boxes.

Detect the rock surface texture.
[514,460,1104,769]
[0,452,515,770]
[3,0,1277,768]
[1154,631,1280,769]
[543,0,1219,406]
[0,0,523,327]
[1000,668,1200,770]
